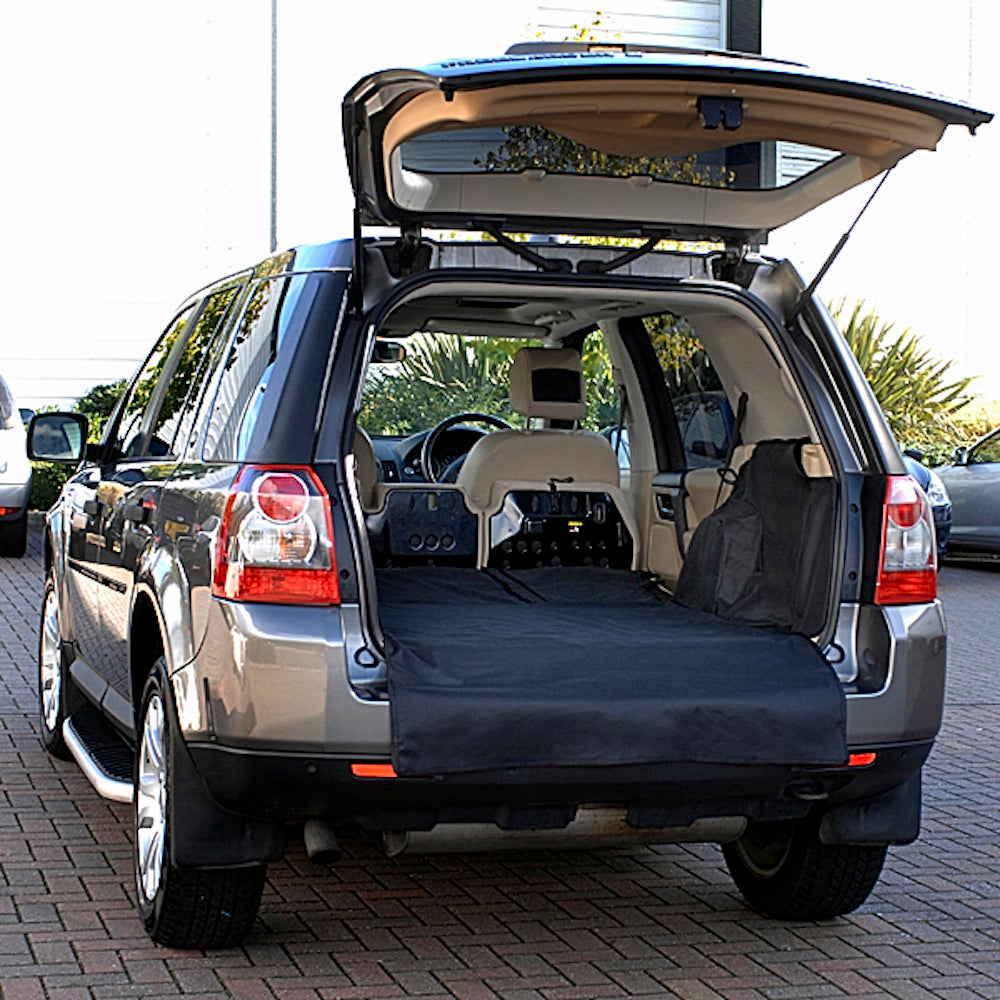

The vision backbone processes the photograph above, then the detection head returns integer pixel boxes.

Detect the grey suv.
[29,43,990,948]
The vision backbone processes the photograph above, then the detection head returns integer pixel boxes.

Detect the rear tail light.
[213,465,340,605]
[874,474,936,605]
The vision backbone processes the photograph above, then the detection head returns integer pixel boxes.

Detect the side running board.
[63,707,134,803]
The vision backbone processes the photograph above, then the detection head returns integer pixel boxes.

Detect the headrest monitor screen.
[532,368,581,404]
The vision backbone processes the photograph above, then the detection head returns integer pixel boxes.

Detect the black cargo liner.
[379,567,846,776]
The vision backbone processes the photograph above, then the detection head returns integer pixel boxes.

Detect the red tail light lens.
[253,471,310,523]
[213,465,340,605]
[874,475,936,605]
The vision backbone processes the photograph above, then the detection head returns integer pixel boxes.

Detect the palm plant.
[360,334,518,435]
[830,299,975,463]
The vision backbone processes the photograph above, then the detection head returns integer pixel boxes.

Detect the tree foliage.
[76,379,127,439]
[360,334,520,436]
[360,332,622,436]
[644,313,717,395]
[831,299,975,463]
[476,125,733,189]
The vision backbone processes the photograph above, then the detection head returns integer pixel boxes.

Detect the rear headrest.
[508,347,586,421]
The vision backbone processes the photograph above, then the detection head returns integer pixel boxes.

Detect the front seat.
[457,346,620,511]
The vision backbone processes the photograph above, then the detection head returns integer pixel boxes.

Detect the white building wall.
[2,0,272,412]
[4,1,996,411]
[533,1,725,47]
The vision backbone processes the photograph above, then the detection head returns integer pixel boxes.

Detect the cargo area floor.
[377,567,847,776]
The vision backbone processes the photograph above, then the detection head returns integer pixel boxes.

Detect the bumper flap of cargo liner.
[380,567,846,776]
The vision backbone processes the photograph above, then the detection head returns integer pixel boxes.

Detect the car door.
[942,429,1000,552]
[63,464,104,672]
[96,286,251,730]
[89,305,198,726]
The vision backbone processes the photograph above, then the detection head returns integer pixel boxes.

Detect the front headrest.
[508,347,586,421]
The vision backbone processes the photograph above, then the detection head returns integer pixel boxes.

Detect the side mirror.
[952,445,969,466]
[903,447,925,463]
[19,407,35,428]
[27,413,89,464]
[372,340,405,363]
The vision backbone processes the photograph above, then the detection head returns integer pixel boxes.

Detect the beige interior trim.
[457,427,620,510]
[352,428,379,511]
[373,77,947,234]
[383,80,946,164]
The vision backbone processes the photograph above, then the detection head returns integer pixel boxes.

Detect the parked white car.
[0,374,31,556]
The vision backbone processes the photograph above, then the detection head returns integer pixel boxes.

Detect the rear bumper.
[171,594,943,863]
[0,479,31,515]
[186,738,931,834]
[179,597,948,756]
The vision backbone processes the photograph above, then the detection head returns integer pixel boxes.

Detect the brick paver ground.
[2,518,999,999]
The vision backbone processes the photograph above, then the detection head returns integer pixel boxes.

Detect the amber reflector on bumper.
[351,763,398,778]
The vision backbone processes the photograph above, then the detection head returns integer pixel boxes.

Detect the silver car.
[0,374,32,557]
[937,426,1000,556]
[28,43,990,948]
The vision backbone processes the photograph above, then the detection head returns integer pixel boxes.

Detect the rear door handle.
[655,493,675,520]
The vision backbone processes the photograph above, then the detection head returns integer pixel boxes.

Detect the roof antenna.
[786,167,895,325]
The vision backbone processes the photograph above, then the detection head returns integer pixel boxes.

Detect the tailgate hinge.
[384,225,431,278]
[712,244,757,287]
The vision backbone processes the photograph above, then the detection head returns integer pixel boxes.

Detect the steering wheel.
[420,412,512,483]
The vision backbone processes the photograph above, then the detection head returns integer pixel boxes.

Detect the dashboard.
[369,426,488,484]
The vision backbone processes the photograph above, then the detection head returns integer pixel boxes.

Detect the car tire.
[0,511,28,558]
[722,817,887,920]
[134,661,266,948]
[38,574,72,759]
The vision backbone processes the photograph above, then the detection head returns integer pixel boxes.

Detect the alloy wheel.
[39,588,62,735]
[136,694,168,903]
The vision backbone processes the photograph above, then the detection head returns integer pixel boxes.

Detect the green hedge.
[30,463,73,512]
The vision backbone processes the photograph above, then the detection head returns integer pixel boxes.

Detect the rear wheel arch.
[130,591,165,720]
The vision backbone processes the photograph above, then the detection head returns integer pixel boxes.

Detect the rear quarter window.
[203,273,325,462]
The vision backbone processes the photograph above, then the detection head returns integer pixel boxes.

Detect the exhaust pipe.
[303,819,342,864]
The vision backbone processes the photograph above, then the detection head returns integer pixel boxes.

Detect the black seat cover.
[673,439,837,635]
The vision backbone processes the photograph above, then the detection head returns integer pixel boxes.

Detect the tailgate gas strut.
[482,226,573,273]
[786,167,895,326]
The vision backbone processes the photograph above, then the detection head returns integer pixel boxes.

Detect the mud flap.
[159,664,287,869]
[818,772,921,846]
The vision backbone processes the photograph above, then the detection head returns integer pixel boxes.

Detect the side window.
[970,431,1000,466]
[643,313,729,469]
[204,277,291,462]
[156,285,242,459]
[114,308,196,458]
[674,392,731,464]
